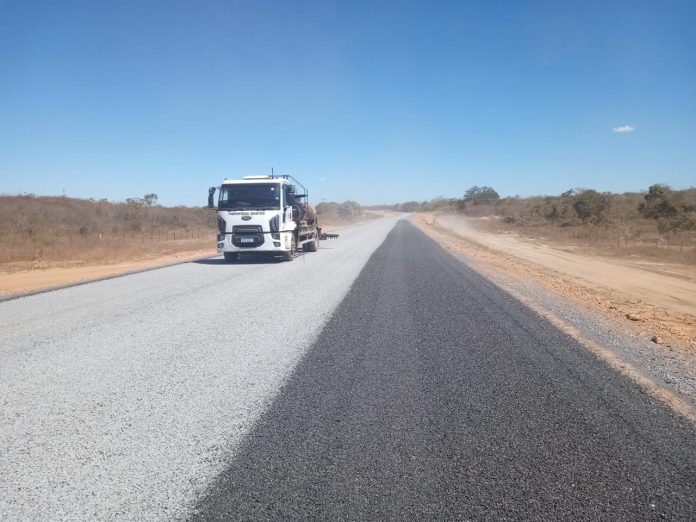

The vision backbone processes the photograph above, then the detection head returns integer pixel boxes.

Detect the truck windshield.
[218,183,281,210]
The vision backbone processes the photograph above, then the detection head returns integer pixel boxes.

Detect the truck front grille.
[232,225,264,248]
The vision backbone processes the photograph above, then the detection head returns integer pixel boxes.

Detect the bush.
[639,184,678,219]
[316,201,363,221]
[572,189,613,225]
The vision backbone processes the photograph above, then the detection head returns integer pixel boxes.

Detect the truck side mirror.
[208,187,217,209]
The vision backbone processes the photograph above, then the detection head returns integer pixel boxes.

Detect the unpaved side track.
[193,221,696,520]
[0,217,398,521]
[434,213,696,318]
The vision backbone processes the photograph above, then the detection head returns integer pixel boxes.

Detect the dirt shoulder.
[0,248,216,298]
[415,212,696,354]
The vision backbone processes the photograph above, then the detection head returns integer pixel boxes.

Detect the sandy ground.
[415,213,696,353]
[0,248,216,297]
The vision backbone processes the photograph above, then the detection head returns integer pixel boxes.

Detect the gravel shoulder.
[0,217,399,521]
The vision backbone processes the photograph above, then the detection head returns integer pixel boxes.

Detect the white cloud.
[613,125,635,133]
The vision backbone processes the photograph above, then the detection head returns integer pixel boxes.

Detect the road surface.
[2,218,695,520]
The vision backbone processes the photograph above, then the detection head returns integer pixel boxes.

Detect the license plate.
[239,237,254,243]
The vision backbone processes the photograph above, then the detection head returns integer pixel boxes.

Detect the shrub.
[572,189,612,225]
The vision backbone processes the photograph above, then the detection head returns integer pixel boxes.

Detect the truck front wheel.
[284,236,297,261]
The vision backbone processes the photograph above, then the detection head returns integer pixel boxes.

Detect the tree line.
[316,200,363,221]
[380,184,696,236]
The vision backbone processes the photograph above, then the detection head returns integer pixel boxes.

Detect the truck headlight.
[217,216,226,234]
[270,215,280,240]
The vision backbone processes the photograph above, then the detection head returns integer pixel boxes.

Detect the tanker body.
[208,175,320,262]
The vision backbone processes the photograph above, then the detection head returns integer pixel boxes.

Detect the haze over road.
[2,218,695,520]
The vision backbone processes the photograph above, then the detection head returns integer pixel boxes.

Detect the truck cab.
[208,175,320,262]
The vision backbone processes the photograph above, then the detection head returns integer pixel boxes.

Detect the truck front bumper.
[216,233,291,254]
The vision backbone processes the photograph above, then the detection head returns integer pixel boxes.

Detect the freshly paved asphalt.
[193,221,696,520]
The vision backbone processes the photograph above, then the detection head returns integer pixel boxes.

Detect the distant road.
[2,219,695,520]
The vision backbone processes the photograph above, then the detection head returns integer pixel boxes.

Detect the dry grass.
[476,216,696,265]
[455,189,696,266]
[0,195,381,271]
[0,195,217,270]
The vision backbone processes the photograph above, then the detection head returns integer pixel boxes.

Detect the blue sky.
[1,0,694,205]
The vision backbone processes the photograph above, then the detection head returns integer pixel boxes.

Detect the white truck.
[208,175,321,263]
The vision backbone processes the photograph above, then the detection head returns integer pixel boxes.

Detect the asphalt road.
[193,221,696,520]
[2,218,695,520]
[0,217,398,520]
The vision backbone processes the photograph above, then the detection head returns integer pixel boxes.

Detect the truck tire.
[224,252,239,264]
[284,236,297,261]
[304,234,319,252]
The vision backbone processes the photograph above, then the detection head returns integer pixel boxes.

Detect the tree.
[143,193,158,207]
[535,196,569,223]
[316,201,339,216]
[338,200,362,220]
[572,189,612,225]
[638,184,677,219]
[462,186,500,205]
[316,201,363,221]
[400,201,422,212]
